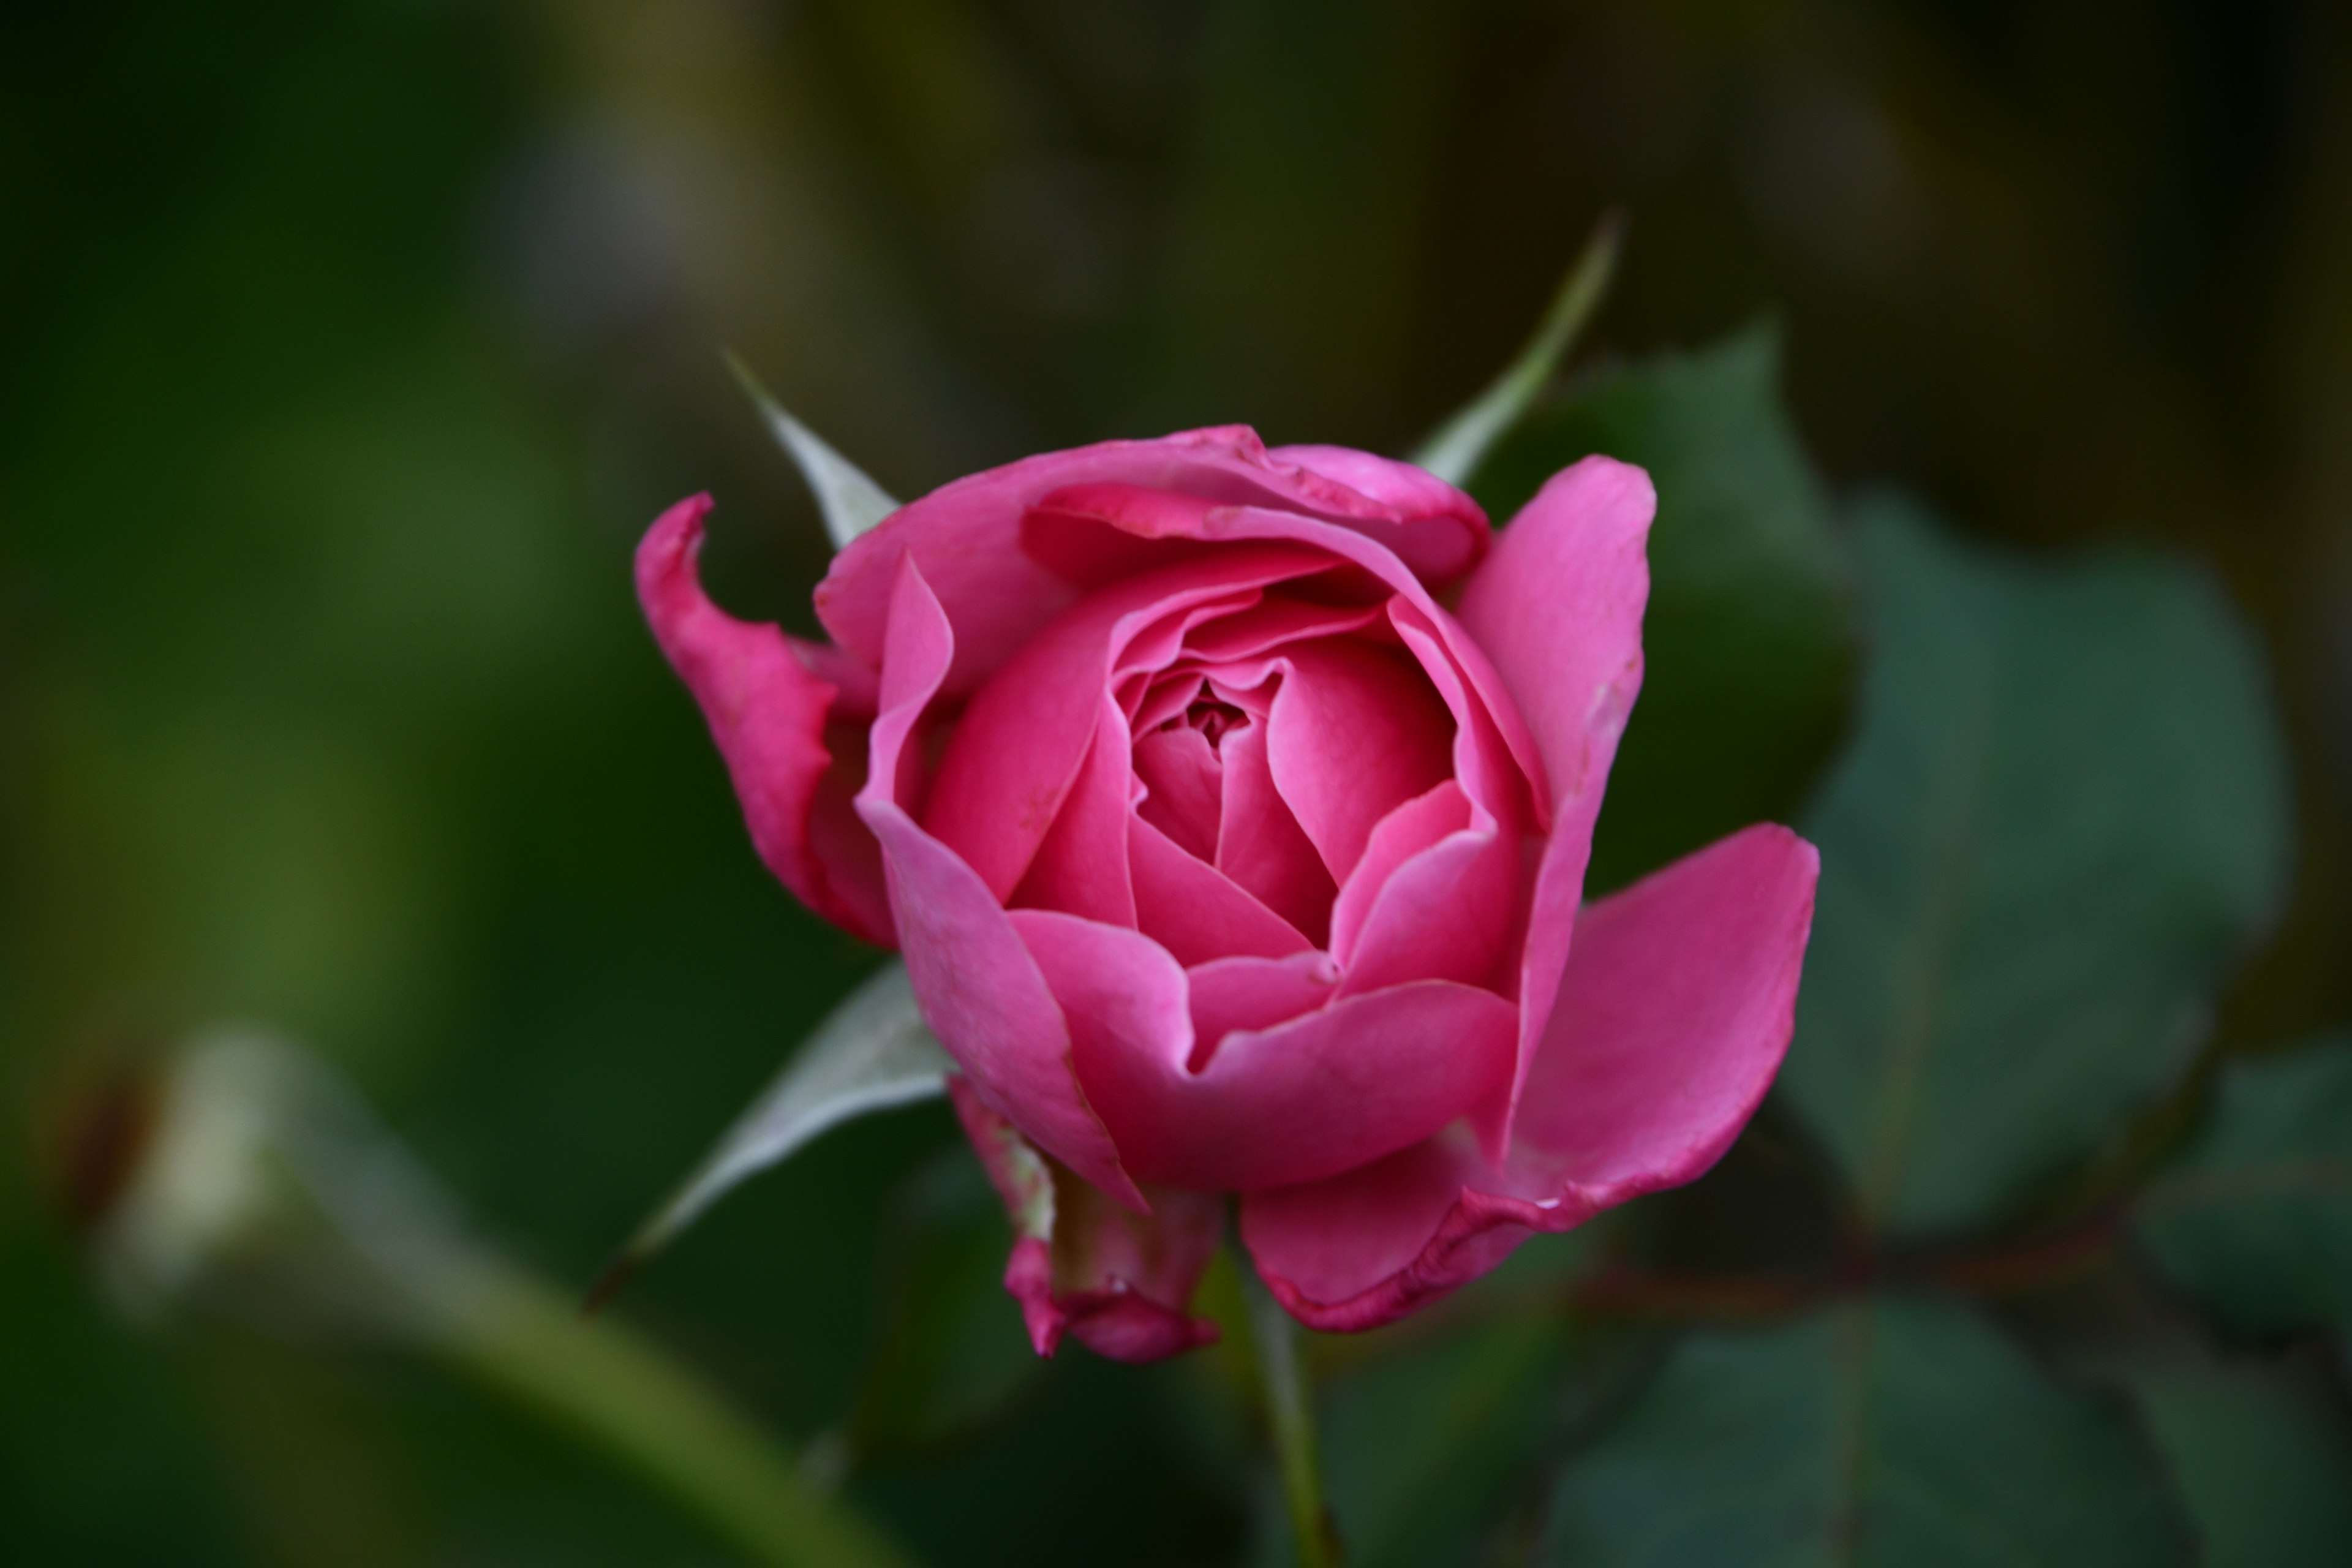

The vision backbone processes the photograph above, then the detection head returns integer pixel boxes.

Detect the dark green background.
[6,2,2351,1563]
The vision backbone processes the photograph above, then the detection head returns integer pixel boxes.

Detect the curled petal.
[1242,823,1819,1332]
[854,555,1145,1210]
[1455,456,1654,1151]
[949,1079,1221,1362]
[816,427,1490,692]
[636,495,891,944]
[1012,910,1516,1191]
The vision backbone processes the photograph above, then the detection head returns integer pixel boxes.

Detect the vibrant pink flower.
[639,426,1817,1359]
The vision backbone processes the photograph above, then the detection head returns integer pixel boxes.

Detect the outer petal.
[853,554,1146,1210]
[1242,823,1819,1331]
[1012,909,1517,1191]
[1454,457,1654,1151]
[636,495,891,944]
[1268,444,1487,534]
[815,428,1489,693]
[949,1079,1221,1362]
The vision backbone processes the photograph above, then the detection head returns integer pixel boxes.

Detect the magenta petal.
[815,427,1487,689]
[1011,692,1137,927]
[1456,456,1653,810]
[854,556,1145,1210]
[1215,718,1336,943]
[949,1079,1221,1362]
[1130,815,1315,963]
[1333,813,1517,998]
[1186,952,1340,1065]
[1270,445,1488,537]
[1133,725,1223,861]
[1453,456,1654,1152]
[1178,595,1384,663]
[636,495,892,945]
[924,548,1318,901]
[1016,906,1517,1191]
[1242,823,1819,1331]
[1329,783,1471,967]
[1039,485,1549,804]
[1264,638,1456,884]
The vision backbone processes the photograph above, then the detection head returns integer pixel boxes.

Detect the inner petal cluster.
[1068,581,1456,959]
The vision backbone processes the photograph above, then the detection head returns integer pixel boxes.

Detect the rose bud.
[638,427,1818,1359]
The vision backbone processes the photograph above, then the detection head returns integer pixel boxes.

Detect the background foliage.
[7,1,2352,1564]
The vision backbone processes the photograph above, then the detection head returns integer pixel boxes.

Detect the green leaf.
[1319,1305,1653,1568]
[2116,1362,2352,1568]
[2135,1037,2352,1336]
[1409,213,1621,486]
[1540,1295,2192,1567]
[1468,325,1858,892]
[597,962,950,1300]
[1319,1319,1566,1568]
[1784,502,2291,1236]
[725,353,900,549]
[851,1152,1039,1458]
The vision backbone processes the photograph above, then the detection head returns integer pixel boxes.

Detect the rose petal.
[1329,782,1471,967]
[1010,691,1137,927]
[1269,444,1490,545]
[1039,483,1550,818]
[1242,823,1819,1330]
[1129,814,1315,963]
[1454,457,1654,1153]
[816,428,1490,690]
[1133,723,1223,861]
[1011,908,1517,1191]
[636,495,892,944]
[949,1079,1220,1362]
[1332,814,1517,998]
[1264,638,1457,884]
[1215,717,1337,943]
[1185,952,1341,1066]
[854,555,1145,1209]
[1179,594,1385,663]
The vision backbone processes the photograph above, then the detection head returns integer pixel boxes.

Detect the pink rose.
[639,426,1817,1360]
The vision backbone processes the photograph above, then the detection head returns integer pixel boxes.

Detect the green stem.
[1409,210,1624,486]
[1242,1262,1339,1568]
[432,1262,914,1568]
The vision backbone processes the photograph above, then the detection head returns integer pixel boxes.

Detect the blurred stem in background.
[1238,1253,1339,1568]
[64,1030,913,1568]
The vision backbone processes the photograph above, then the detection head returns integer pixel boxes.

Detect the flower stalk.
[73,1029,913,1568]
[1241,1259,1341,1568]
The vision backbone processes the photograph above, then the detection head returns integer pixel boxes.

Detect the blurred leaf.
[1784,502,2291,1235]
[728,353,900,549]
[1411,213,1621,486]
[2116,1361,2352,1568]
[1540,1295,2192,1566]
[1319,1310,1659,1568]
[852,1152,1038,1459]
[1468,325,1858,892]
[602,962,949,1295]
[2135,1036,2352,1336]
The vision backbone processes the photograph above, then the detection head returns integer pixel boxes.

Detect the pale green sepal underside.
[725,352,900,549]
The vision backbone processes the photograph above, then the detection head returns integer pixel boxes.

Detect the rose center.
[1179,696,1250,748]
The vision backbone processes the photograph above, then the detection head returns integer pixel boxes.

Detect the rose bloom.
[639,427,1817,1360]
